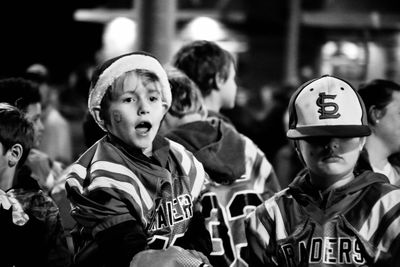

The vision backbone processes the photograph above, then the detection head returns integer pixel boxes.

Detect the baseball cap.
[287,75,371,139]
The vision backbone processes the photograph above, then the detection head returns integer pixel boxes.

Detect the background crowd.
[1,37,400,267]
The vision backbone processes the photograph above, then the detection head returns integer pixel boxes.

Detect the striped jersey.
[245,170,400,266]
[165,119,281,267]
[65,134,206,250]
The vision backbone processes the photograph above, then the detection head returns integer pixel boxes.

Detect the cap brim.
[287,125,371,139]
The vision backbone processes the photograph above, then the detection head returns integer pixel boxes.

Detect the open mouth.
[135,121,152,135]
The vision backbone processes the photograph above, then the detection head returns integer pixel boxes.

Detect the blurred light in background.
[180,16,226,41]
[341,41,360,60]
[320,40,368,85]
[100,17,137,61]
[321,41,338,57]
[321,41,360,60]
[176,16,248,60]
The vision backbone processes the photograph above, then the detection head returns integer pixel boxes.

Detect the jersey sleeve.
[65,161,146,230]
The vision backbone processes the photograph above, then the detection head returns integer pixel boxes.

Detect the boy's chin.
[318,168,352,179]
[132,137,154,152]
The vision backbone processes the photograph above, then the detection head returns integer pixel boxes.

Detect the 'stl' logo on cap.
[316,92,341,119]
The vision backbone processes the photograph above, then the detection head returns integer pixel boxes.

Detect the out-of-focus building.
[1,0,400,90]
[301,0,400,87]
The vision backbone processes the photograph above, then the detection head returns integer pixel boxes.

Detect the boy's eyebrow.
[147,88,161,95]
[120,88,161,96]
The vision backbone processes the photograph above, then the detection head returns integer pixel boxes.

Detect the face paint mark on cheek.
[112,111,122,123]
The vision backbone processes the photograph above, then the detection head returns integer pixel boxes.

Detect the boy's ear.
[162,102,169,114]
[93,108,106,129]
[215,73,224,90]
[7,144,23,167]
[369,105,384,125]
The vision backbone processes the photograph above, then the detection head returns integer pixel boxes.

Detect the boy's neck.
[203,91,222,113]
[365,135,390,169]
[178,113,204,126]
[0,168,16,191]
[309,171,355,192]
[109,133,153,158]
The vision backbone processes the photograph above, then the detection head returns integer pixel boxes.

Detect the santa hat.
[88,51,171,131]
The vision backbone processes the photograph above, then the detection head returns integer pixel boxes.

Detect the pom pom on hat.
[287,75,371,139]
[88,51,171,131]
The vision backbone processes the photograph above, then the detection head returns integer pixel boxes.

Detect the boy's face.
[218,62,237,109]
[105,72,167,154]
[298,137,365,181]
[24,102,44,148]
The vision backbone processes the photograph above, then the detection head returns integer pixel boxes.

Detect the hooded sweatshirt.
[245,170,400,267]
[165,118,280,267]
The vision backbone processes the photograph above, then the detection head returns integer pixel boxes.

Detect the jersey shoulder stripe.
[167,139,205,199]
[354,186,400,252]
[90,160,153,209]
[65,140,158,226]
[346,182,394,229]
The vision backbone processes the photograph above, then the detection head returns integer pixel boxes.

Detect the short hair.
[0,103,34,166]
[172,40,235,97]
[0,77,41,112]
[167,67,205,118]
[358,79,400,124]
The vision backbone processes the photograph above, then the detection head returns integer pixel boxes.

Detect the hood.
[165,120,246,184]
[288,170,389,209]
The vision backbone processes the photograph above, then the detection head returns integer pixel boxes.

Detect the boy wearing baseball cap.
[65,52,211,267]
[245,75,400,266]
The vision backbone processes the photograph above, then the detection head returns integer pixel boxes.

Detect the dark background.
[0,0,399,87]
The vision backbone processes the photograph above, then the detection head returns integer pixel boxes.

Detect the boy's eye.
[32,116,41,123]
[123,97,135,103]
[149,96,159,102]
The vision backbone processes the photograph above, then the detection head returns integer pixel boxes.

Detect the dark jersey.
[245,171,400,267]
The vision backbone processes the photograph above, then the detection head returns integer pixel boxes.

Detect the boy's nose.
[138,100,150,115]
[37,119,45,132]
[324,139,339,150]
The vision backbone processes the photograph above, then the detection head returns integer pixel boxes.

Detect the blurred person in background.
[0,77,65,194]
[0,103,71,267]
[172,40,237,125]
[356,79,400,186]
[25,63,73,165]
[161,67,280,267]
